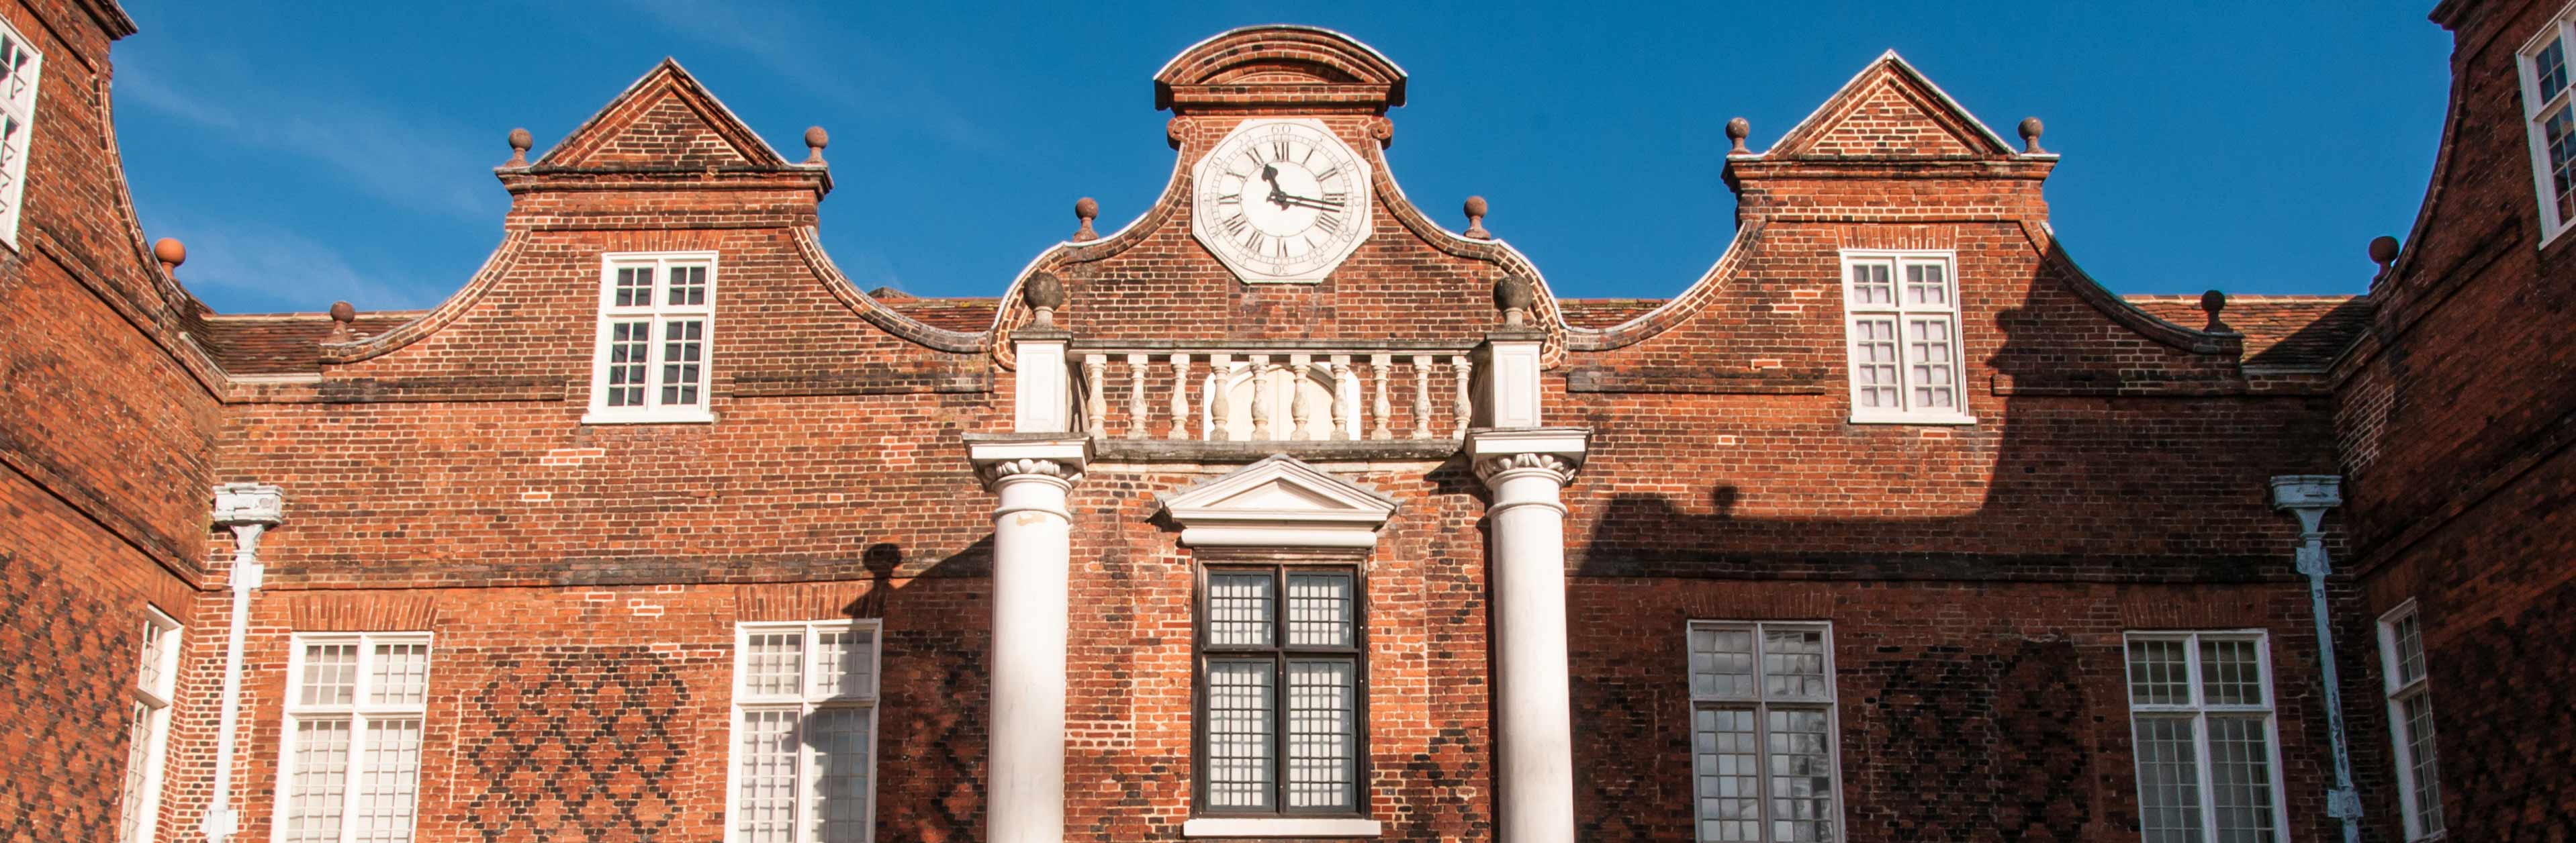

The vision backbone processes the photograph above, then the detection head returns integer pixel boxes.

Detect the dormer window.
[1840,250,1973,425]
[585,251,717,424]
[2524,7,2576,246]
[0,17,43,249]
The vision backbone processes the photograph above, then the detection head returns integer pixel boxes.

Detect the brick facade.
[1,7,2558,843]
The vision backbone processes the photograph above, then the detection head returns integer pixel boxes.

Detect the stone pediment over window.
[1157,454,1397,549]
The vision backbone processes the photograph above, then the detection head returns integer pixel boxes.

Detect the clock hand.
[1274,193,1346,211]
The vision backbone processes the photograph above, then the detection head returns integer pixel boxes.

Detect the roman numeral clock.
[1191,118,1373,283]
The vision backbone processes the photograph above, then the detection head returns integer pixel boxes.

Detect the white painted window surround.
[1181,817,1385,838]
[2122,631,2291,843]
[118,607,181,843]
[275,632,434,843]
[585,250,718,424]
[0,14,43,250]
[1839,250,1974,425]
[2378,603,2444,840]
[729,620,880,843]
[1686,621,1843,843]
[2522,3,2576,248]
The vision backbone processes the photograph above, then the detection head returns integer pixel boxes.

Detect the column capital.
[964,433,1093,491]
[1466,427,1589,486]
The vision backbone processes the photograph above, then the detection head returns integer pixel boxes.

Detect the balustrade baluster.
[1168,354,1191,440]
[1330,356,1354,440]
[1411,354,1434,439]
[1126,354,1149,439]
[1289,354,1316,440]
[1250,354,1275,441]
[1209,353,1236,442]
[1371,353,1393,441]
[1083,354,1107,438]
[1452,354,1473,438]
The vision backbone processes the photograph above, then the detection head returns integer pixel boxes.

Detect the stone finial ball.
[2200,289,2226,313]
[152,238,187,268]
[329,301,357,322]
[508,128,533,152]
[1023,272,1067,310]
[1464,195,1488,219]
[1493,275,1534,312]
[2368,235,2401,264]
[2018,117,2044,142]
[804,126,830,150]
[1724,117,1751,141]
[1075,197,1099,221]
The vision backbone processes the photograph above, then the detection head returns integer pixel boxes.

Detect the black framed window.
[1195,564,1366,815]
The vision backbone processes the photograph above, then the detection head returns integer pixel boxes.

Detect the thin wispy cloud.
[118,63,495,221]
[611,0,1002,152]
[154,216,433,312]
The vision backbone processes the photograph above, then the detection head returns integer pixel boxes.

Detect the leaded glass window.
[2123,632,2287,843]
[277,633,433,843]
[731,620,880,843]
[1841,252,1968,423]
[1196,565,1365,816]
[1688,622,1841,843]
[588,252,717,422]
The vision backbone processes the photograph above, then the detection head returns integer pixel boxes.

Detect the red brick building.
[1,3,2559,843]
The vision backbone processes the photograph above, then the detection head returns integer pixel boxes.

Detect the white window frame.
[584,250,719,424]
[271,632,434,843]
[2121,630,2293,843]
[727,619,882,843]
[0,12,45,250]
[2522,4,2576,248]
[1839,250,1974,425]
[2377,602,2444,840]
[1686,620,1845,843]
[118,607,181,843]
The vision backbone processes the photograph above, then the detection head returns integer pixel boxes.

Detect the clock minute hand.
[1275,193,1345,211]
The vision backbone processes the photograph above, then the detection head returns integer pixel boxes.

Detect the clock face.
[1191,119,1372,283]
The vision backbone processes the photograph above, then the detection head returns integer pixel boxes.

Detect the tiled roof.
[880,296,997,332]
[2123,295,2373,369]
[1556,299,1667,329]
[195,312,424,375]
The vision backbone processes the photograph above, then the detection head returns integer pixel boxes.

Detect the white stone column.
[1467,428,1588,843]
[964,434,1091,843]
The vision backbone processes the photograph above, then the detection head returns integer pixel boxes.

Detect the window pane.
[1207,573,1275,648]
[669,264,708,307]
[1903,262,1949,307]
[2133,716,2205,843]
[736,709,800,843]
[807,707,873,843]
[2197,639,2264,706]
[285,719,353,843]
[1848,262,1893,306]
[2541,36,2569,100]
[2401,694,2443,834]
[1205,660,1276,810]
[136,620,171,697]
[660,319,704,406]
[606,321,650,407]
[1851,317,1900,410]
[353,718,424,843]
[1690,627,1756,699]
[2546,104,2576,224]
[815,628,875,699]
[614,266,653,307]
[369,642,431,707]
[1286,659,1358,809]
[1904,317,1957,410]
[1693,707,1762,842]
[2206,715,2278,843]
[2390,613,2427,687]
[1285,572,1354,648]
[118,702,154,843]
[1766,709,1838,842]
[1763,628,1831,701]
[2126,639,2192,706]
[301,643,359,707]
[744,632,804,697]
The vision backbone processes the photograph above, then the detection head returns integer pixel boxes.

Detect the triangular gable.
[1765,50,2019,160]
[531,58,792,170]
[1158,454,1398,548]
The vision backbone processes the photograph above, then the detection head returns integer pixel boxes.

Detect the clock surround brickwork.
[2,8,2563,843]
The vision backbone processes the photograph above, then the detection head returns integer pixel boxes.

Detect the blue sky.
[112,1,2452,313]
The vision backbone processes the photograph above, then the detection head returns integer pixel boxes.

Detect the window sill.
[1847,412,1978,426]
[1182,817,1382,838]
[580,409,716,426]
